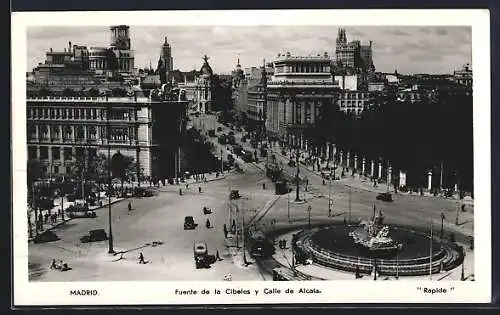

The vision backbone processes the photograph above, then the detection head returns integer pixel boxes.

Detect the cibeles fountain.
[289,207,465,278]
[349,210,403,258]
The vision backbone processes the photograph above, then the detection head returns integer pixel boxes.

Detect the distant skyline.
[27,25,472,75]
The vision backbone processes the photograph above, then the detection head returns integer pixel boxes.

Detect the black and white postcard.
[11,9,491,305]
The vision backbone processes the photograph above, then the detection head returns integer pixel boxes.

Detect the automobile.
[202,206,212,215]
[230,190,240,200]
[376,192,393,202]
[184,216,197,230]
[133,187,154,197]
[288,159,296,167]
[80,229,108,243]
[208,129,216,137]
[33,230,60,244]
[217,127,223,132]
[68,209,97,218]
[194,241,215,269]
[242,151,254,163]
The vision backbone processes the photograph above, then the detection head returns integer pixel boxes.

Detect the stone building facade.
[26,95,188,180]
[266,52,340,147]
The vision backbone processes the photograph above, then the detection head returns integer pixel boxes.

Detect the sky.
[27,25,472,75]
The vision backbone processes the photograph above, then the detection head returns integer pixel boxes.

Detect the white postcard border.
[12,9,491,305]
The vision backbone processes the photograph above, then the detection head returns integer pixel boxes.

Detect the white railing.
[27,96,150,103]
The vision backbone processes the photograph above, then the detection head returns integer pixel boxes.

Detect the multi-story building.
[336,91,372,116]
[195,55,213,113]
[26,94,188,180]
[335,28,374,73]
[266,52,340,147]
[453,63,472,87]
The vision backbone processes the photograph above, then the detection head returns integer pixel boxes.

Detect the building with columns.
[26,94,188,180]
[266,51,340,147]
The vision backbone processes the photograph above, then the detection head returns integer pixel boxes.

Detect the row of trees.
[307,91,473,191]
[33,87,131,98]
[27,151,137,198]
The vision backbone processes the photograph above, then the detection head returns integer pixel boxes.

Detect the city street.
[29,118,474,282]
[28,168,276,281]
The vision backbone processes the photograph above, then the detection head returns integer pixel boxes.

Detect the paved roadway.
[28,115,474,281]
[28,167,276,281]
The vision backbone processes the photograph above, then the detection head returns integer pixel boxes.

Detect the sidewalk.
[270,144,474,207]
[28,196,124,242]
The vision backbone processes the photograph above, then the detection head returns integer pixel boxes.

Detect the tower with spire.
[158,36,173,82]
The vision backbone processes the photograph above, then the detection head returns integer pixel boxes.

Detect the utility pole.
[295,144,300,202]
[307,205,312,230]
[348,186,352,225]
[429,218,433,280]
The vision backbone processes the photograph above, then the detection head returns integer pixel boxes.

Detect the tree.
[39,87,52,97]
[62,88,76,97]
[27,159,43,201]
[111,88,127,97]
[88,88,100,97]
[111,153,134,193]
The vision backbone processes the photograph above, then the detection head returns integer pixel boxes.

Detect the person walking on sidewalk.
[216,249,222,261]
[138,252,146,264]
[128,201,132,212]
[223,224,228,238]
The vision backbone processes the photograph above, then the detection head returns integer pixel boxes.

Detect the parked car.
[376,192,393,202]
[184,216,197,230]
[80,229,108,243]
[33,230,60,244]
[288,160,296,167]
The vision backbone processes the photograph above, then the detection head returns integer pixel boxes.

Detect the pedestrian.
[223,224,228,238]
[206,218,211,229]
[186,183,189,190]
[199,187,202,193]
[128,201,132,211]
[50,259,56,270]
[355,265,361,279]
[139,252,145,264]
[232,219,236,232]
[461,204,466,212]
[216,249,221,261]
[179,188,182,196]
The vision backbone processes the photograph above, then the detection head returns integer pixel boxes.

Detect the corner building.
[266,52,340,148]
[27,95,188,180]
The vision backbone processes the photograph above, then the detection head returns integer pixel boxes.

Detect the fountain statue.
[349,209,403,257]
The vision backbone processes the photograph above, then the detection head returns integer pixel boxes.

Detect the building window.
[56,109,61,119]
[62,109,67,119]
[40,147,48,159]
[28,146,37,159]
[74,109,79,119]
[76,126,84,139]
[52,147,60,160]
[88,126,97,140]
[51,126,60,140]
[53,166,59,174]
[64,147,72,160]
[68,109,73,119]
[66,166,71,174]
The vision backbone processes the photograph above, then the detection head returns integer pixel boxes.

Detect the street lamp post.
[440,212,445,239]
[107,106,115,255]
[429,218,433,280]
[61,194,65,223]
[287,192,291,223]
